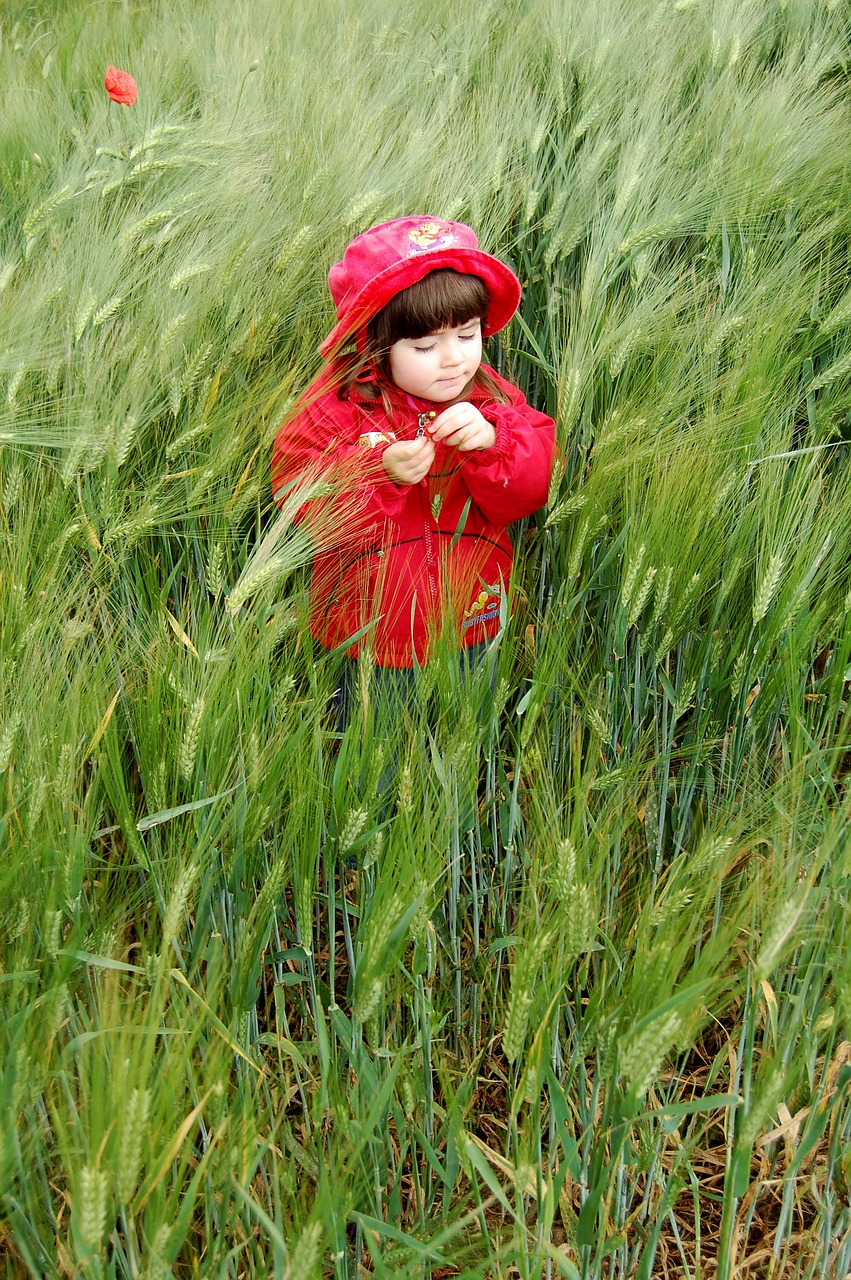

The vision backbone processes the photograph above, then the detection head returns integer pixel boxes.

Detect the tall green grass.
[2,0,850,1275]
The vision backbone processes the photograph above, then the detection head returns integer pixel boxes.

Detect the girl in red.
[271,216,554,714]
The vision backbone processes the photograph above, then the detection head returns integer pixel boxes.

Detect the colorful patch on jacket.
[408,221,456,253]
[462,590,500,629]
[357,430,396,448]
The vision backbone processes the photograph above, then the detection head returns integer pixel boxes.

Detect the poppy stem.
[227,61,260,138]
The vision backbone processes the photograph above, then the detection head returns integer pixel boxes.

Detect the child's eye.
[413,343,436,353]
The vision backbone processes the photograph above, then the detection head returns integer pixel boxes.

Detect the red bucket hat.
[318,215,521,357]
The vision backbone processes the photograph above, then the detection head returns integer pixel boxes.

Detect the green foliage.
[2,0,851,1276]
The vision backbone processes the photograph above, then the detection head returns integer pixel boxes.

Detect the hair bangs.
[372,269,489,344]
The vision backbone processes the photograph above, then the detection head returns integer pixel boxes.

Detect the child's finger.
[405,438,435,463]
[430,403,477,442]
[429,405,463,438]
[385,438,426,462]
[430,405,494,451]
[382,436,434,484]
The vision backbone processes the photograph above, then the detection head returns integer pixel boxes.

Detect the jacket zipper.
[422,500,438,600]
[416,412,440,601]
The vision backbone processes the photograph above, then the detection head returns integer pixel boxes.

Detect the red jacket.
[271,366,554,667]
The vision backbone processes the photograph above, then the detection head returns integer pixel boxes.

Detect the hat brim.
[318,247,521,358]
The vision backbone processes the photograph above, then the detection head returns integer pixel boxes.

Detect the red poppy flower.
[104,66,137,106]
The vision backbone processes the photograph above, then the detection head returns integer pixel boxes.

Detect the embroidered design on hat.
[408,221,456,254]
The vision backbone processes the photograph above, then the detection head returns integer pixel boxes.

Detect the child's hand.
[382,437,436,485]
[429,403,495,452]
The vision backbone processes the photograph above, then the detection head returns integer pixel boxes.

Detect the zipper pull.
[416,410,436,438]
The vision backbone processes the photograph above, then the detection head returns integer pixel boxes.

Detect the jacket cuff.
[371,444,402,490]
[364,448,409,514]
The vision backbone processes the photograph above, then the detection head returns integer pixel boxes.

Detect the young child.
[271,215,555,704]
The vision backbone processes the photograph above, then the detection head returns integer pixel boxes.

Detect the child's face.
[387,319,482,402]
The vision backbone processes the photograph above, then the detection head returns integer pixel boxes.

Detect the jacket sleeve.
[271,391,409,541]
[460,381,555,526]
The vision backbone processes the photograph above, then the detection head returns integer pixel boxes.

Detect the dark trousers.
[331,641,490,735]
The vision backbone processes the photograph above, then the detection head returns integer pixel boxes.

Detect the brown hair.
[338,268,510,405]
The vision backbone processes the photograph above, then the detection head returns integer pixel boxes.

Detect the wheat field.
[1,0,850,1276]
